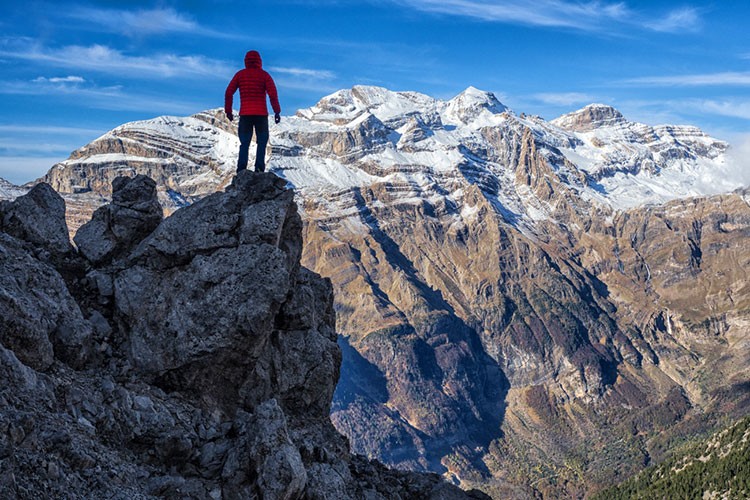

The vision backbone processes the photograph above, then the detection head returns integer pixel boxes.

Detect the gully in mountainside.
[224,50,282,173]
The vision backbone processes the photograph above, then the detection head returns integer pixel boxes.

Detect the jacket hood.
[244,50,262,69]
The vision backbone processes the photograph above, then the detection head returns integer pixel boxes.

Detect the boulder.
[114,172,303,411]
[0,183,72,257]
[0,233,93,371]
[74,174,162,265]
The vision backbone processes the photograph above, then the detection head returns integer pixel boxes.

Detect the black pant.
[237,115,269,172]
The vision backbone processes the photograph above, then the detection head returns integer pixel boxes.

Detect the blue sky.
[0,0,748,184]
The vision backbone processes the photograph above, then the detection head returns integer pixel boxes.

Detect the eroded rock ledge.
[0,172,488,499]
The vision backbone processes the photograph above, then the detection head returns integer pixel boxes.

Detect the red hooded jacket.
[225,51,281,116]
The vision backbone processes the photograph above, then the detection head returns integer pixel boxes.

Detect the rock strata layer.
[0,172,487,499]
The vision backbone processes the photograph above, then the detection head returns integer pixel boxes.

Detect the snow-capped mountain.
[41,110,237,202]
[0,177,26,199]
[3,86,749,497]
[275,86,732,216]
[36,85,737,233]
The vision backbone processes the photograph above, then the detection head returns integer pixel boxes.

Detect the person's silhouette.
[224,50,281,173]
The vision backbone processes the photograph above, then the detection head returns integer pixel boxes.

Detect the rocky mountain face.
[0,172,486,499]
[1,85,748,498]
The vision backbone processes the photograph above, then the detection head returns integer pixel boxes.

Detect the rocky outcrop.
[74,175,162,265]
[551,103,626,132]
[0,233,92,371]
[0,172,486,499]
[0,183,72,258]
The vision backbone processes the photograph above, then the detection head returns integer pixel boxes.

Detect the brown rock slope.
[0,172,487,499]
[301,178,750,497]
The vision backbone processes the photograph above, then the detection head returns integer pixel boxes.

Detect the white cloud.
[268,66,336,80]
[263,66,339,94]
[693,99,750,120]
[0,41,233,79]
[389,1,702,33]
[623,72,750,87]
[390,0,629,30]
[533,92,598,106]
[0,124,101,135]
[65,7,233,39]
[644,7,701,33]
[33,76,86,84]
[0,78,205,115]
[0,138,75,154]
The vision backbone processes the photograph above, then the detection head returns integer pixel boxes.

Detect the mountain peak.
[297,85,437,126]
[444,86,508,124]
[451,86,507,111]
[552,103,626,131]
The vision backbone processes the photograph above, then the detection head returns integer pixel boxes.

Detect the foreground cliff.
[0,172,486,499]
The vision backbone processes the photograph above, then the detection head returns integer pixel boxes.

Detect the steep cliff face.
[0,172,485,499]
[302,179,750,497]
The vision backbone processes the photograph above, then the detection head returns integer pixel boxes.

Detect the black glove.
[226,111,234,122]
[274,113,281,124]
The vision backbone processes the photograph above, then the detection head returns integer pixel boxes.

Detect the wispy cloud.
[693,99,750,120]
[0,39,232,79]
[0,138,76,154]
[616,97,750,130]
[623,72,750,87]
[0,78,205,115]
[390,0,701,33]
[0,124,102,135]
[33,75,86,84]
[644,7,701,33]
[64,6,235,39]
[533,92,599,106]
[269,66,336,80]
[266,65,339,93]
[390,0,628,29]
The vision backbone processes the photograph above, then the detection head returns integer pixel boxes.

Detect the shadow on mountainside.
[327,187,510,475]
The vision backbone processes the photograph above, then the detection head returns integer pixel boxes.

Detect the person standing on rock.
[224,50,281,173]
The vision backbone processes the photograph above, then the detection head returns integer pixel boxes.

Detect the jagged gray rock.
[74,174,162,265]
[0,233,93,371]
[0,171,486,499]
[0,183,72,258]
[224,399,308,499]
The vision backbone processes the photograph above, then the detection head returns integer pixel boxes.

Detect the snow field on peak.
[271,86,740,224]
[0,178,26,199]
[36,86,744,225]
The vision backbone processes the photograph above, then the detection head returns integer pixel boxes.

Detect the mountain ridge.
[2,85,734,215]
[1,85,748,498]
